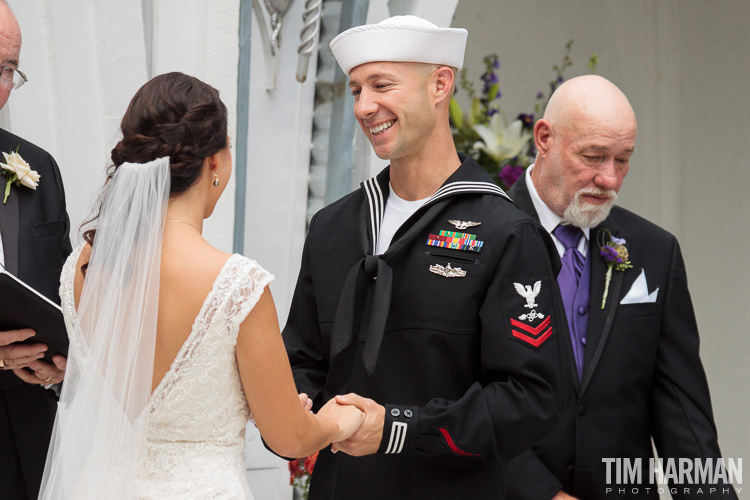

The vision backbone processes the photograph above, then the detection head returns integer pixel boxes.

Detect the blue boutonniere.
[598,228,633,309]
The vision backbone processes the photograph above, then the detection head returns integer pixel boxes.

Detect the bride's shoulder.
[221,254,274,289]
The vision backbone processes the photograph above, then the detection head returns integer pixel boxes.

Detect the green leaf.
[3,172,16,204]
[487,83,500,102]
[588,53,599,74]
[449,98,464,130]
[470,98,481,126]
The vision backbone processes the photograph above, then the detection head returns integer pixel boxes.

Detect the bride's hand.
[318,397,365,443]
[298,392,313,412]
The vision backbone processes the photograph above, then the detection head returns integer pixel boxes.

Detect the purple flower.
[600,245,619,262]
[611,236,626,245]
[536,91,544,100]
[499,164,525,188]
[517,113,534,130]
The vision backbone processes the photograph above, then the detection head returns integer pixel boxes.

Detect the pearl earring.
[213,172,220,187]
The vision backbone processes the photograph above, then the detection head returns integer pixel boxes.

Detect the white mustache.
[576,187,616,201]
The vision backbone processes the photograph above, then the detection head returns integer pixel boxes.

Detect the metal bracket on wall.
[252,0,294,90]
[295,0,323,83]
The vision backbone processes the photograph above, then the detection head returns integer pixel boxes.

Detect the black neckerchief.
[330,154,511,375]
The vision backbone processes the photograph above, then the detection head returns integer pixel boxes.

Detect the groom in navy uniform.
[282,15,573,500]
[0,1,71,498]
[506,75,737,499]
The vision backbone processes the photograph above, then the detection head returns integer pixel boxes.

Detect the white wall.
[454,0,749,486]
[7,0,148,245]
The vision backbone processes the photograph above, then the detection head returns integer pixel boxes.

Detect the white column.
[241,1,319,498]
[151,0,240,253]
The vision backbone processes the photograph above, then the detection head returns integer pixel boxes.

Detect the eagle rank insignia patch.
[501,277,555,350]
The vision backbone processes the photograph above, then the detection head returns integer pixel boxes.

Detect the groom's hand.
[331,393,384,456]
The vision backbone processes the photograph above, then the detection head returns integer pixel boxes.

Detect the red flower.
[304,452,318,474]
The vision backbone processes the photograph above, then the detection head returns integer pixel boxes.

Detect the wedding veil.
[39,157,171,499]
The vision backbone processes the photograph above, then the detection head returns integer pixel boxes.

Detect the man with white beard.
[506,75,737,499]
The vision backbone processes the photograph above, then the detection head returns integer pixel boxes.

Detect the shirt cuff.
[44,383,61,397]
[378,404,418,455]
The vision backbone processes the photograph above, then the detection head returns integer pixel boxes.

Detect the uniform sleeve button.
[404,409,413,418]
[391,408,401,418]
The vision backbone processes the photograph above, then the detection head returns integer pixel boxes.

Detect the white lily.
[472,115,532,164]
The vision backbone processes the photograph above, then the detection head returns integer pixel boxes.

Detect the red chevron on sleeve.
[510,316,553,347]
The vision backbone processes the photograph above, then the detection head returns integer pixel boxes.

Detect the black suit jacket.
[0,127,71,499]
[505,175,736,499]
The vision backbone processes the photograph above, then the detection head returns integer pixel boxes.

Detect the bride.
[38,72,363,499]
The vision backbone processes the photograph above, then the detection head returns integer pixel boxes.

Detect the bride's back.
[72,224,232,394]
[153,232,231,392]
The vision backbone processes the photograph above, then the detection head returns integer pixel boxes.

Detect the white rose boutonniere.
[1,148,41,204]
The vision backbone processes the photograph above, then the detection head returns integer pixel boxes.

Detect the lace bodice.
[60,246,273,499]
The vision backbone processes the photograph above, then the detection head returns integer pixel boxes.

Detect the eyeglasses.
[0,66,27,90]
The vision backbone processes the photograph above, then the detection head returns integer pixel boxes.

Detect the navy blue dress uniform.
[283,155,574,499]
[0,127,71,500]
[506,174,737,500]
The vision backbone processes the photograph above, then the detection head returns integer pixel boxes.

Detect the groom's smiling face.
[0,3,22,111]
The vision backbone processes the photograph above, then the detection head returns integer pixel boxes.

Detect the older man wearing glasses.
[0,1,71,499]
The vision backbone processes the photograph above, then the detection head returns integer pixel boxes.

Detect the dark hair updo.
[83,72,228,248]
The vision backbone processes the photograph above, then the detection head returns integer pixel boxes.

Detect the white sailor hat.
[329,15,468,75]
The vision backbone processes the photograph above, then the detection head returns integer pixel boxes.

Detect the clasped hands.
[0,328,66,385]
[299,392,385,456]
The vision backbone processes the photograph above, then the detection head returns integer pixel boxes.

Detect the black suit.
[506,175,737,499]
[0,128,71,500]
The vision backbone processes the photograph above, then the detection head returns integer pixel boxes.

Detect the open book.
[0,270,68,363]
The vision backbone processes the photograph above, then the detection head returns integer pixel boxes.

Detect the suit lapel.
[0,173,20,275]
[579,218,623,397]
[506,174,539,221]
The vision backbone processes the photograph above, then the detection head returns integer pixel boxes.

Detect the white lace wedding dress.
[59,246,273,499]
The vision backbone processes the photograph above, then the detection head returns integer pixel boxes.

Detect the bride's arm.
[236,287,364,458]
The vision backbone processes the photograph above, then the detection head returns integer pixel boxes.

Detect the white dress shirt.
[525,165,589,257]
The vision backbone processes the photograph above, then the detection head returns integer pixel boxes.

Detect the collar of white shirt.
[525,165,589,258]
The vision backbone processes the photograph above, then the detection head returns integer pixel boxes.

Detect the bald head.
[544,75,636,137]
[531,75,637,227]
[0,0,21,110]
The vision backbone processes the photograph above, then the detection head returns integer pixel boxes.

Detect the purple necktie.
[553,224,588,380]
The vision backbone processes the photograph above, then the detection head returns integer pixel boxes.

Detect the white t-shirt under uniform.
[375,185,430,255]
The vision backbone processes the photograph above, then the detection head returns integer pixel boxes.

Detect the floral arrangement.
[450,41,598,189]
[598,228,633,308]
[289,452,318,499]
[1,148,40,204]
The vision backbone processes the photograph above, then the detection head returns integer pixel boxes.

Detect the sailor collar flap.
[331,156,511,376]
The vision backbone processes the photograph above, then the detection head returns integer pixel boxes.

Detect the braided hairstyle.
[82,72,228,250]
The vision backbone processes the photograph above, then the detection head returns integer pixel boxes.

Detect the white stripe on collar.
[363,177,385,251]
[427,181,510,204]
